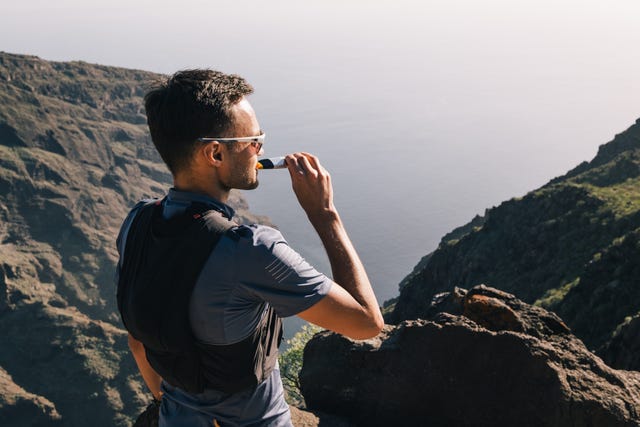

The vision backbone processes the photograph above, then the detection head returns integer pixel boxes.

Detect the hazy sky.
[3,0,639,207]
[3,0,638,147]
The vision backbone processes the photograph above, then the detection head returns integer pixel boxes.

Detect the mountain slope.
[389,118,640,356]
[0,52,267,426]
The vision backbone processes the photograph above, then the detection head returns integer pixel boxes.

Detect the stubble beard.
[239,167,259,190]
[221,168,259,191]
[244,178,259,190]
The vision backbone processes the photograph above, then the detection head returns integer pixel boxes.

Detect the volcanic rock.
[0,366,62,427]
[301,286,640,427]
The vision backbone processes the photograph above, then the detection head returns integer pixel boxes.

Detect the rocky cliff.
[302,286,640,426]
[388,118,640,361]
[0,52,267,426]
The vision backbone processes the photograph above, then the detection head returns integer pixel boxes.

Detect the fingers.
[300,152,318,169]
[284,152,335,218]
[285,154,303,176]
[285,154,307,183]
[299,155,318,178]
[285,153,323,178]
[302,152,331,178]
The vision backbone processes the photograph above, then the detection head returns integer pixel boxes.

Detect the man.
[116,69,384,427]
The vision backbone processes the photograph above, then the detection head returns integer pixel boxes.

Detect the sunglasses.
[197,132,265,152]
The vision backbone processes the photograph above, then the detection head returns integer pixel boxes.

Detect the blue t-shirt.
[116,189,333,427]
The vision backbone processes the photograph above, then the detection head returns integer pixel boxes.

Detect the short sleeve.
[231,225,333,318]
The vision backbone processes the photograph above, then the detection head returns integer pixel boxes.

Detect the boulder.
[300,286,640,427]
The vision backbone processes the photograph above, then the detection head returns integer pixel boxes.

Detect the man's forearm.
[286,152,384,338]
[310,210,383,328]
[128,334,163,400]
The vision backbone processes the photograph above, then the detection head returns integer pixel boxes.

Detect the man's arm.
[128,333,163,400]
[286,153,384,340]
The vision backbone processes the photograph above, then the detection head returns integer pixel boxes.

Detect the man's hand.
[285,153,336,223]
[286,153,384,340]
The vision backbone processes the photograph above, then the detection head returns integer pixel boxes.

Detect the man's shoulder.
[125,198,159,221]
[116,198,159,261]
[221,224,299,276]
[229,224,286,249]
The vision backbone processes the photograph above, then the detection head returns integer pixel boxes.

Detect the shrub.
[278,324,322,407]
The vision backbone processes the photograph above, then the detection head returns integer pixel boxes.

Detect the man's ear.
[202,142,223,166]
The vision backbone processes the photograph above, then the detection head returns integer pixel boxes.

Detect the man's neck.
[172,174,229,203]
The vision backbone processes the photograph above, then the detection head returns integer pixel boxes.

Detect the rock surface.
[302,286,640,427]
[0,366,61,427]
[289,406,353,427]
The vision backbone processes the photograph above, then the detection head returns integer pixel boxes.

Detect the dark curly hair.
[144,69,254,174]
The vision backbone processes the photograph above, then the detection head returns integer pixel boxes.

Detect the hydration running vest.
[117,199,283,394]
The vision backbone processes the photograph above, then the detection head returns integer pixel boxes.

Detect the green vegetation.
[611,313,638,339]
[534,277,580,310]
[584,178,640,219]
[390,117,640,353]
[279,324,322,407]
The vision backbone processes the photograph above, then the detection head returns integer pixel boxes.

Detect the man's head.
[144,69,256,176]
